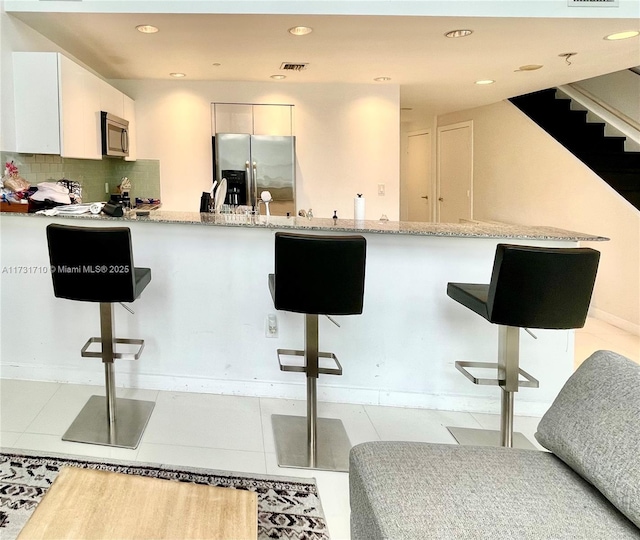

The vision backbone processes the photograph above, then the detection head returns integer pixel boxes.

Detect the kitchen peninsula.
[0,212,607,416]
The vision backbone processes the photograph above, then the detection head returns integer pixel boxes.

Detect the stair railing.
[558,84,640,151]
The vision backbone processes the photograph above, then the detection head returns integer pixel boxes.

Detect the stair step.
[533,113,598,131]
[566,137,626,153]
[510,88,640,211]
[543,122,607,141]
[580,151,640,171]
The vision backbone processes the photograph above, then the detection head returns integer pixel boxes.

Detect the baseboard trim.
[589,307,640,336]
[0,363,550,417]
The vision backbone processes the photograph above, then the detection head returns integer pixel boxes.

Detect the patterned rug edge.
[0,447,330,540]
[0,447,321,487]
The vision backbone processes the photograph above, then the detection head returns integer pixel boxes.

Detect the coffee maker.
[221,170,247,206]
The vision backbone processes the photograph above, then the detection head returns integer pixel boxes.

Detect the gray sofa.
[350,350,640,539]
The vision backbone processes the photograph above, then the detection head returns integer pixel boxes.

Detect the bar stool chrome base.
[63,395,154,449]
[447,427,537,450]
[63,302,154,450]
[272,314,351,472]
[272,414,351,472]
[447,326,539,448]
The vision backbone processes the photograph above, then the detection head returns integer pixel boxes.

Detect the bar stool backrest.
[46,224,138,303]
[487,244,600,329]
[274,232,366,315]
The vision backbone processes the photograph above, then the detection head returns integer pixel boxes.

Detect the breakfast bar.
[0,212,607,416]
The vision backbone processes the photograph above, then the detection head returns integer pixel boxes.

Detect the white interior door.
[406,130,432,222]
[437,122,473,223]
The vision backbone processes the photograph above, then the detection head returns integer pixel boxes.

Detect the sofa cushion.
[535,350,640,528]
[350,441,640,539]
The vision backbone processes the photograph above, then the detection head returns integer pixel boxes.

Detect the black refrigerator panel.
[221,170,247,206]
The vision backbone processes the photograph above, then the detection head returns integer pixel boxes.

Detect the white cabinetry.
[99,79,124,118]
[99,79,137,161]
[122,95,137,162]
[213,103,293,136]
[57,54,102,159]
[13,52,135,160]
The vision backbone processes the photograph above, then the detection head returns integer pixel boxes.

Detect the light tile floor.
[575,317,639,367]
[1,318,637,539]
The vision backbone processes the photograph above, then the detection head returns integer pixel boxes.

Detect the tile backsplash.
[1,152,161,204]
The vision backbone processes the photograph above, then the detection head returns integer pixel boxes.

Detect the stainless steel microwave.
[101,111,129,157]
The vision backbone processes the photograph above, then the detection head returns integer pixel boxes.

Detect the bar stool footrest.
[81,337,145,361]
[276,348,343,376]
[454,361,539,388]
[62,395,154,449]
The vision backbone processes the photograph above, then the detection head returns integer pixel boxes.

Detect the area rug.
[0,450,329,539]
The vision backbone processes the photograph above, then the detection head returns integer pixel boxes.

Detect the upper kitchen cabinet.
[14,52,99,159]
[13,52,136,160]
[122,95,137,162]
[213,103,293,136]
[99,81,137,161]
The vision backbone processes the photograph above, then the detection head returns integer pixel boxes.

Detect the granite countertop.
[0,209,608,241]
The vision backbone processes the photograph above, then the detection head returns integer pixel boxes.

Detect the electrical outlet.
[378,183,385,196]
[266,314,278,338]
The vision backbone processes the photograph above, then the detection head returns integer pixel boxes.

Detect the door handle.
[252,161,258,207]
[438,197,444,202]
[245,161,251,204]
[421,195,429,200]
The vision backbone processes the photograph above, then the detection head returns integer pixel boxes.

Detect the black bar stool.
[446,243,600,448]
[268,232,367,471]
[46,224,154,449]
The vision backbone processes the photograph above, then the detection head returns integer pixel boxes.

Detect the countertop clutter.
[0,209,608,241]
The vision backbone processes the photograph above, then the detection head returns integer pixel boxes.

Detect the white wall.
[437,100,640,332]
[115,79,400,220]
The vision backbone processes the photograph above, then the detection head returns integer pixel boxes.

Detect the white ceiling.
[8,10,640,121]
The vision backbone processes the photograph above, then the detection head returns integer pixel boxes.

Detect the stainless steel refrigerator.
[215,134,295,216]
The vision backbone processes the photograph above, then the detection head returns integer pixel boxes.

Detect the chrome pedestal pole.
[447,326,539,450]
[62,303,154,449]
[272,314,351,472]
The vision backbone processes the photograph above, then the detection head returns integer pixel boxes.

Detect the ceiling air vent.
[567,0,619,6]
[280,62,309,71]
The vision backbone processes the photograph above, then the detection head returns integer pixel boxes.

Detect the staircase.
[509,89,640,211]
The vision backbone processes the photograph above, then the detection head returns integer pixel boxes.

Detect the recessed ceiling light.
[604,30,639,40]
[475,79,495,85]
[516,64,543,72]
[288,26,313,36]
[270,75,286,80]
[445,29,473,38]
[136,25,158,34]
[170,72,186,78]
[374,77,391,82]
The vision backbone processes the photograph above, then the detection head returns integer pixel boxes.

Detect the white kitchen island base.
[0,213,606,416]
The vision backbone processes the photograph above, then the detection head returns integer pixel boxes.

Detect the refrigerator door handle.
[245,161,252,207]
[252,161,258,208]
